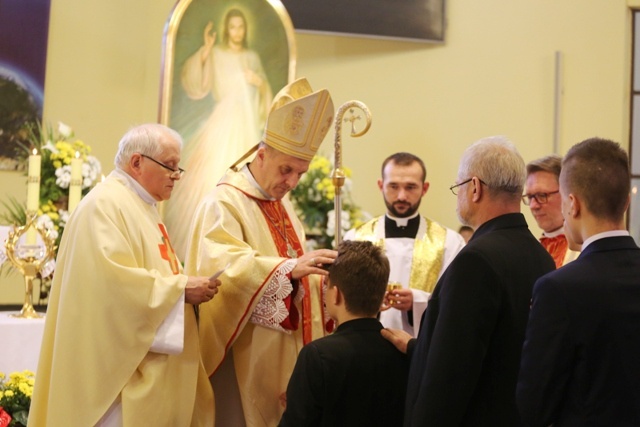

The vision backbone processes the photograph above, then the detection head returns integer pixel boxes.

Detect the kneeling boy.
[280,240,409,426]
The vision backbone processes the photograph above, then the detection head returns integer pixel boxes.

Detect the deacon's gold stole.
[353,217,446,293]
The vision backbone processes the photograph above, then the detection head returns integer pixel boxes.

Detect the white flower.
[41,140,59,154]
[57,122,73,138]
[325,209,351,237]
[82,156,102,189]
[55,166,71,189]
[37,214,59,241]
[58,210,70,228]
[326,212,335,237]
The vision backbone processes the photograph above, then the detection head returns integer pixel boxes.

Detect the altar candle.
[26,149,41,212]
[26,149,41,245]
[68,151,83,213]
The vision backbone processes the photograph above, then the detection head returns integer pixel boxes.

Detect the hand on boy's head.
[291,249,338,279]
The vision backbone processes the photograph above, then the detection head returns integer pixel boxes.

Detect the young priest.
[279,240,409,427]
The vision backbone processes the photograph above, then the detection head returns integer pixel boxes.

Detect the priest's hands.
[380,328,412,354]
[381,287,413,311]
[185,276,221,305]
[291,249,338,280]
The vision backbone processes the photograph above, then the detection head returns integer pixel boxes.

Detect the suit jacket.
[517,235,640,426]
[279,318,409,427]
[404,213,555,427]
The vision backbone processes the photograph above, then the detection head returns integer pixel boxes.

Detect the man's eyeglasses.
[140,154,185,178]
[449,178,487,195]
[522,191,559,206]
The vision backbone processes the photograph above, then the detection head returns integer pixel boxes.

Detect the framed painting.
[159,0,296,258]
[280,0,446,43]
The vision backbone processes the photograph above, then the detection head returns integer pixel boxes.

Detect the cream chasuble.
[28,172,213,427]
[346,215,464,336]
[184,167,327,427]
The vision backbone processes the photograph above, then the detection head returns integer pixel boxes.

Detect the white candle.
[68,151,83,213]
[27,149,41,212]
[26,149,41,245]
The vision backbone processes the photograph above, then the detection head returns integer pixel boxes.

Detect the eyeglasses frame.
[140,153,185,178]
[522,190,559,206]
[449,177,487,195]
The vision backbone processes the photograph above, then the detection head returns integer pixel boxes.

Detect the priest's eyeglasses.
[449,178,487,195]
[522,191,559,206]
[140,154,185,178]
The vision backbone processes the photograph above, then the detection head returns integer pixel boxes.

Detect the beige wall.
[0,0,633,302]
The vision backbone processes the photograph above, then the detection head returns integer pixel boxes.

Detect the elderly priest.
[28,124,220,427]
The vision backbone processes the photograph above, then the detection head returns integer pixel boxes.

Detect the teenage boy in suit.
[517,137,640,426]
[279,240,409,427]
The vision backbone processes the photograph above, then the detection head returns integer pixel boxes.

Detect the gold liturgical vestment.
[185,167,328,427]
[352,216,447,293]
[28,172,213,427]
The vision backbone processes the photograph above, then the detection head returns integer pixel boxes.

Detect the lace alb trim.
[250,259,303,333]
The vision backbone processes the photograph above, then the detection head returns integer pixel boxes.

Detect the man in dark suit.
[383,136,555,426]
[517,137,640,426]
[279,240,409,427]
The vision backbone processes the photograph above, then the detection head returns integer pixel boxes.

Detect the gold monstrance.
[331,101,372,246]
[4,213,56,318]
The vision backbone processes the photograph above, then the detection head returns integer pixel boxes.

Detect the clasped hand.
[185,276,221,305]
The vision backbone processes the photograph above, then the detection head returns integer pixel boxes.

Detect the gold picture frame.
[158,0,297,258]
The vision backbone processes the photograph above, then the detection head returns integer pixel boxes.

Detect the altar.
[0,310,46,374]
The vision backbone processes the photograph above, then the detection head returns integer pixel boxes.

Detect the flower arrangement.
[0,370,35,427]
[0,121,102,300]
[290,154,369,249]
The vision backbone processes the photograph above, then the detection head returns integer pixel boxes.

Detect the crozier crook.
[331,100,372,246]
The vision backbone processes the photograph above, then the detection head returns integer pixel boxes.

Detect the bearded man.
[345,152,465,337]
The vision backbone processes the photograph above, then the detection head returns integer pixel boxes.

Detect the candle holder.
[4,212,56,319]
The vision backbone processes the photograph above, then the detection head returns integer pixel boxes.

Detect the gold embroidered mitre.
[263,77,334,161]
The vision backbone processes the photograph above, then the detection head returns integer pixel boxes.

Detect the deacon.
[345,152,465,337]
[524,155,580,267]
[184,78,338,426]
[28,124,220,427]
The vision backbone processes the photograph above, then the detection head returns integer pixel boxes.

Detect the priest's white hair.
[114,123,183,169]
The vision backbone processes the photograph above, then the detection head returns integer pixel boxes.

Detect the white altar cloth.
[0,311,45,374]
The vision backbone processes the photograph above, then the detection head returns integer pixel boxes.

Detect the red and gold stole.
[256,199,314,344]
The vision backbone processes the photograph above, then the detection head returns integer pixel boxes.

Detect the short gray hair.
[459,135,525,196]
[114,124,183,169]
